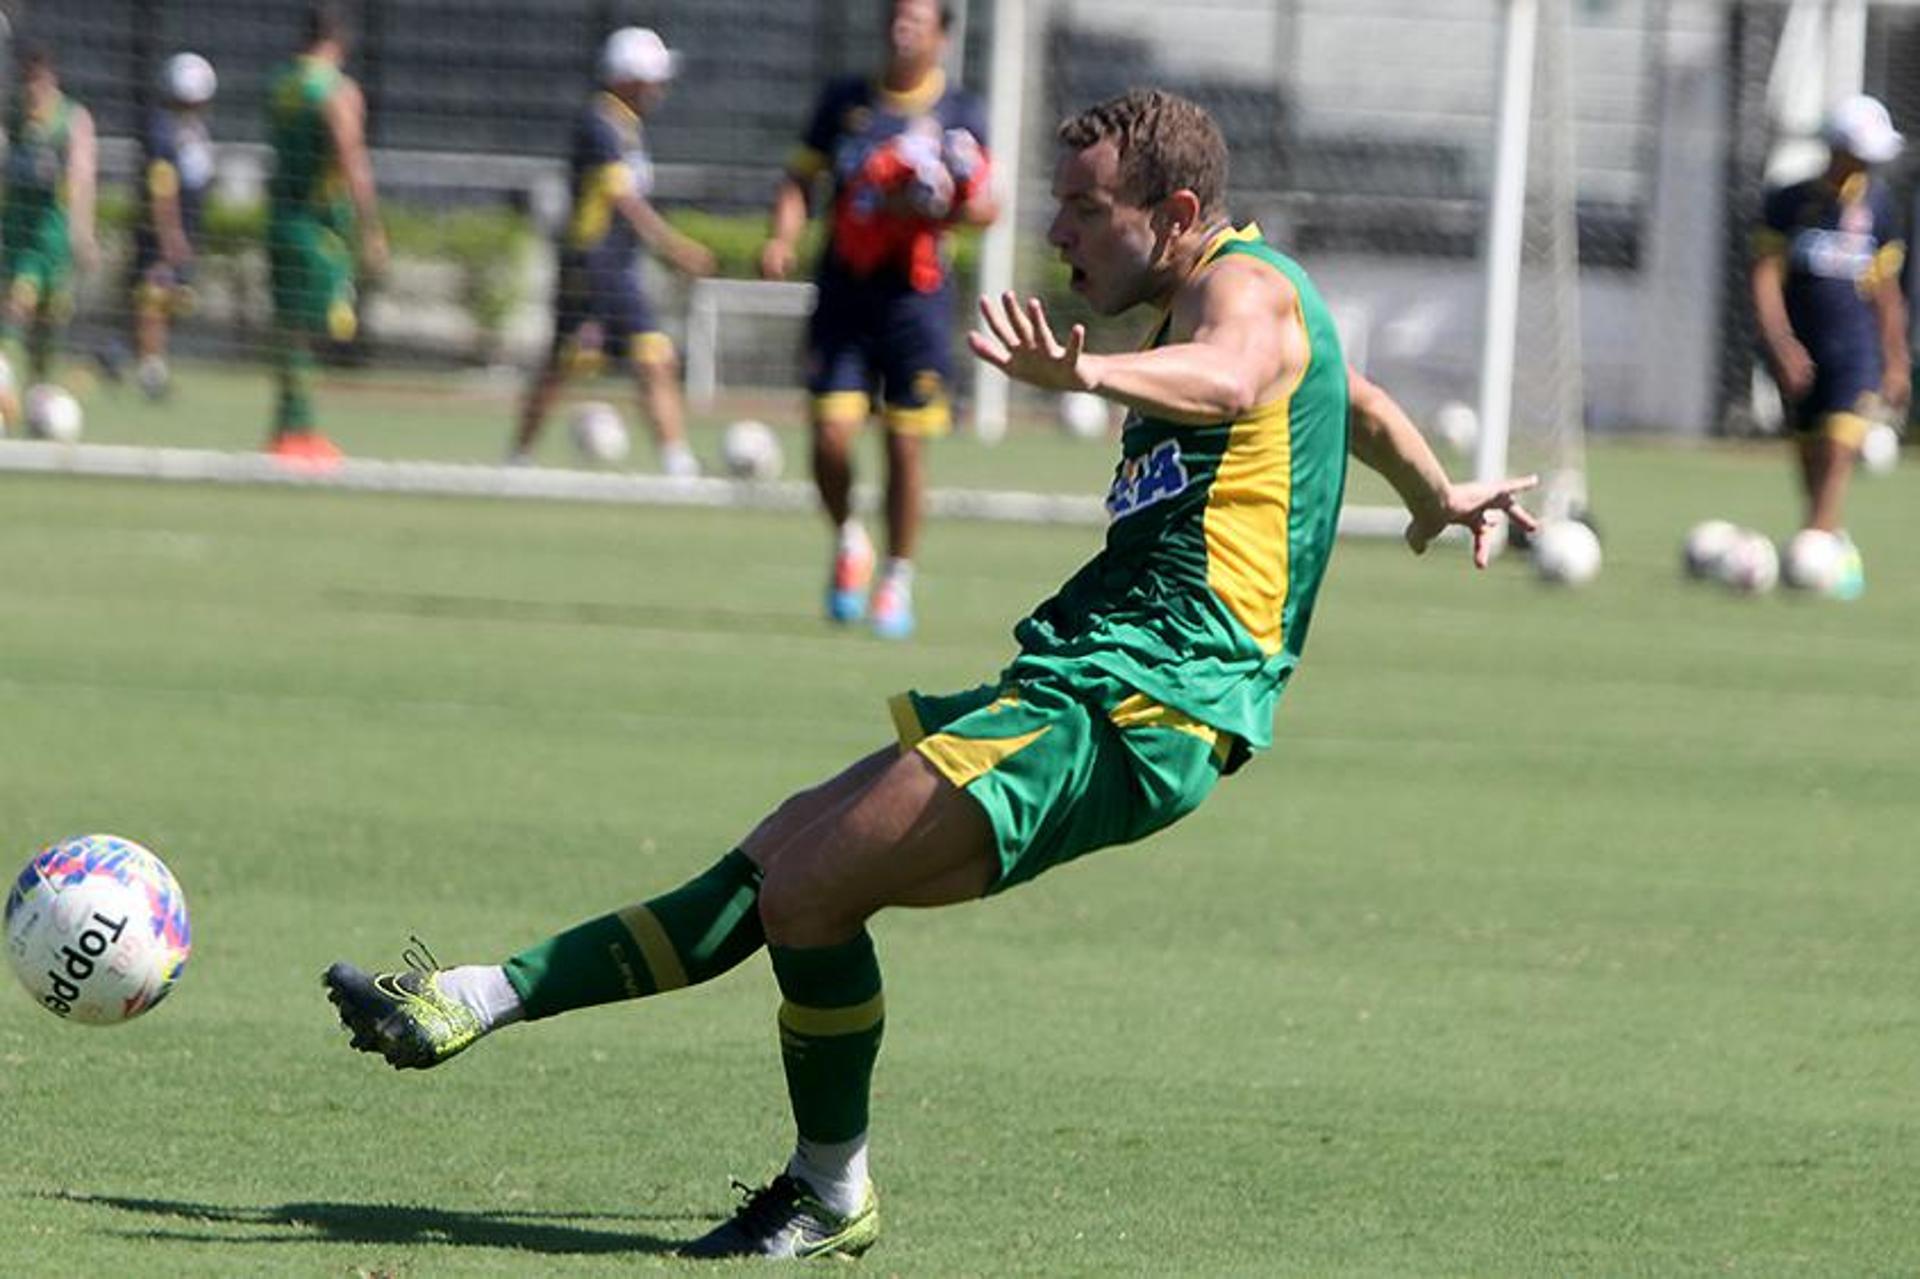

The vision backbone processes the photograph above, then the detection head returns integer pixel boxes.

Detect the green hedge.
[92,196,1085,351]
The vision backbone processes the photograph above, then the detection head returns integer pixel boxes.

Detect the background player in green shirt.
[323,89,1536,1259]
[264,1,387,465]
[0,45,97,429]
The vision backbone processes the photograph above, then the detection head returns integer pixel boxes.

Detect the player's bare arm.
[1750,251,1812,398]
[618,190,716,277]
[324,79,387,271]
[969,257,1296,424]
[1873,261,1910,411]
[759,173,812,280]
[1347,367,1539,568]
[68,105,99,270]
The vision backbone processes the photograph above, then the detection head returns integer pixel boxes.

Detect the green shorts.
[268,216,357,342]
[890,662,1231,893]
[2,235,73,318]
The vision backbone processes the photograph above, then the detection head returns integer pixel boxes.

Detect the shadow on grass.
[327,587,827,640]
[50,1191,689,1255]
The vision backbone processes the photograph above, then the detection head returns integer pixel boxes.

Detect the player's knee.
[756,860,861,946]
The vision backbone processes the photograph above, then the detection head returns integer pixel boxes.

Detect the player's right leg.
[322,746,899,1070]
[266,217,352,464]
[629,333,700,479]
[132,266,176,400]
[806,282,879,622]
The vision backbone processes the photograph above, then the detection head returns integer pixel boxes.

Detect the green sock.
[502,849,764,1021]
[274,329,316,432]
[771,932,885,1145]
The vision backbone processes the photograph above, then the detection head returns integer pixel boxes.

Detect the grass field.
[0,373,1917,1275]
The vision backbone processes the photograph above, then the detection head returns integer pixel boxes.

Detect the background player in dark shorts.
[128,52,217,401]
[508,27,714,477]
[759,0,998,639]
[1752,93,1909,597]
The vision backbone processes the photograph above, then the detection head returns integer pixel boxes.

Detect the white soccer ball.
[1058,391,1111,440]
[1531,518,1602,586]
[1859,422,1900,476]
[1681,519,1742,580]
[1433,400,1480,453]
[1718,529,1779,595]
[1781,527,1844,593]
[24,383,82,443]
[5,834,192,1025]
[567,401,630,465]
[720,419,783,481]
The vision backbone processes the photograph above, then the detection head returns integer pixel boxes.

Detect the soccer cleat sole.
[322,962,460,1070]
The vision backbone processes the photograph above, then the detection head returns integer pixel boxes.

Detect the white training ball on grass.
[1781,528,1844,593]
[720,419,783,481]
[567,401,630,465]
[1433,400,1480,453]
[5,834,192,1025]
[1058,391,1111,440]
[1681,519,1742,580]
[1717,529,1779,595]
[24,384,82,443]
[1859,422,1900,476]
[1531,519,1602,586]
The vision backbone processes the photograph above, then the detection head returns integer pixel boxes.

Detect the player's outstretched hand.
[968,292,1092,394]
[1407,475,1540,569]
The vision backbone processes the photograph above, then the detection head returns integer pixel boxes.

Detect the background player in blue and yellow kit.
[0,45,98,430]
[1752,93,1910,598]
[129,52,218,402]
[760,0,998,639]
[509,26,715,477]
[322,89,1535,1258]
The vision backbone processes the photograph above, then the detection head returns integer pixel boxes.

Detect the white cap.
[164,52,217,106]
[1825,94,1903,164]
[600,27,676,85]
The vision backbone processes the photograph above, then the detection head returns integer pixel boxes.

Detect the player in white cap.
[508,27,714,474]
[127,51,218,400]
[1751,92,1909,599]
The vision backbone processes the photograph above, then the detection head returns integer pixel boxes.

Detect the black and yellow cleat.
[679,1174,880,1260]
[323,961,483,1070]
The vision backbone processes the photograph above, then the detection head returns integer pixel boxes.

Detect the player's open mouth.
[1068,266,1087,291]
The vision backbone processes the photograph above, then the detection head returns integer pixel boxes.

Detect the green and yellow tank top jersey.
[3,92,73,233]
[1014,224,1350,757]
[266,55,348,228]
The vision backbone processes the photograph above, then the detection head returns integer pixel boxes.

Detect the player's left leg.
[683,747,994,1259]
[1796,381,1874,598]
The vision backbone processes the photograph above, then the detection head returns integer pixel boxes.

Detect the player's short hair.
[303,0,351,47]
[17,43,54,77]
[1057,89,1229,218]
[883,0,955,32]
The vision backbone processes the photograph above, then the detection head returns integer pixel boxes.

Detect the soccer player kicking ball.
[324,89,1536,1260]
